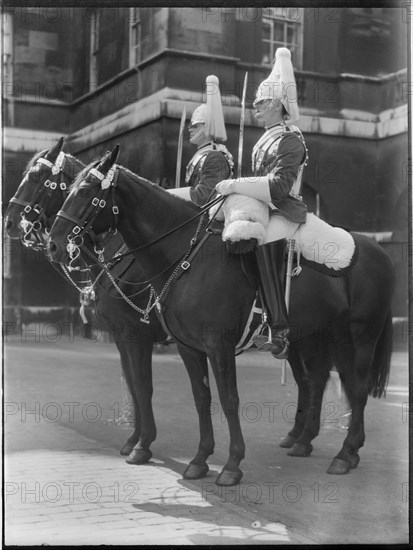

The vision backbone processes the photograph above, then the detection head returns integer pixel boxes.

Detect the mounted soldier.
[216,47,308,358]
[169,74,234,206]
[216,47,357,360]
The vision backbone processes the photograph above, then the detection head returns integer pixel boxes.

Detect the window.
[89,10,99,91]
[129,7,142,66]
[3,234,12,279]
[261,8,303,68]
[2,12,13,86]
[88,8,130,89]
[2,11,14,125]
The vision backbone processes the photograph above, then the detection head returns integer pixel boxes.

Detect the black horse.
[48,146,395,485]
[4,139,166,465]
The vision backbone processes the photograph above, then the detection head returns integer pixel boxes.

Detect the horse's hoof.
[327,457,351,475]
[287,442,313,457]
[215,469,243,486]
[125,448,152,465]
[183,463,209,480]
[120,442,136,456]
[279,435,297,448]
[348,454,360,469]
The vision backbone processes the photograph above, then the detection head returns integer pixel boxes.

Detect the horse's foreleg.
[177,344,214,480]
[121,343,157,465]
[116,344,142,456]
[208,348,245,486]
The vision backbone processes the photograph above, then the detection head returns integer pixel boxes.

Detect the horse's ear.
[46,137,64,162]
[110,144,120,165]
[97,145,120,174]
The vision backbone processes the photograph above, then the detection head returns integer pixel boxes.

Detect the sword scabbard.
[175,104,187,188]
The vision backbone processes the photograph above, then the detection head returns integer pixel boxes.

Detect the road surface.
[4,332,409,545]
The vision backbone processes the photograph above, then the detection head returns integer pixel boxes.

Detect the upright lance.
[175,104,187,188]
[237,72,248,179]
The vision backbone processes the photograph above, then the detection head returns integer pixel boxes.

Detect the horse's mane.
[72,161,201,214]
[65,153,84,166]
[71,160,101,190]
[117,164,200,214]
[23,149,48,176]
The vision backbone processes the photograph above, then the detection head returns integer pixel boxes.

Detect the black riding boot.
[253,241,289,358]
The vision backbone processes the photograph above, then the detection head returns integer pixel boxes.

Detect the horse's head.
[4,137,84,249]
[48,146,120,264]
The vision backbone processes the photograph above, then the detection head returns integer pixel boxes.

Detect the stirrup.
[253,325,289,359]
[253,335,289,358]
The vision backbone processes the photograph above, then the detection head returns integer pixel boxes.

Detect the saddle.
[212,195,358,276]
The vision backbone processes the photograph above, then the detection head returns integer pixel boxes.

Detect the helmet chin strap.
[189,124,208,146]
[254,98,284,118]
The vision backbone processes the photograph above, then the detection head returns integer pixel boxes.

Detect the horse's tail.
[369,311,393,398]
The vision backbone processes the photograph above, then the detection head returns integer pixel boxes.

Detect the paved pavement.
[6,435,313,546]
[4,334,409,545]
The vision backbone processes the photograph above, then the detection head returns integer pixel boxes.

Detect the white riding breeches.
[167,187,192,201]
[264,213,300,243]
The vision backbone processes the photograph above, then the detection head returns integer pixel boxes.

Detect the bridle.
[55,164,120,270]
[54,163,227,270]
[8,150,112,312]
[9,151,70,251]
[52,161,230,323]
[53,161,225,314]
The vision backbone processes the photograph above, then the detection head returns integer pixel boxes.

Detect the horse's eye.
[28,172,41,185]
[76,187,88,197]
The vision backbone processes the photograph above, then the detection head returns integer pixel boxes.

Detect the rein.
[102,192,225,265]
[54,163,225,321]
[91,211,207,323]
[56,162,226,270]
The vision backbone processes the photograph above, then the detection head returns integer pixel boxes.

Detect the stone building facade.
[3,6,409,325]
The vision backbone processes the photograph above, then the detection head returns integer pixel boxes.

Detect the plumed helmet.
[254,47,299,123]
[190,75,227,141]
[190,103,207,125]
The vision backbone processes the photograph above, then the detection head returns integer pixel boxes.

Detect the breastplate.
[252,124,307,198]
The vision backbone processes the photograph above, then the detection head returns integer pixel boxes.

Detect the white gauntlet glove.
[215,179,236,195]
[215,176,271,203]
[167,187,192,201]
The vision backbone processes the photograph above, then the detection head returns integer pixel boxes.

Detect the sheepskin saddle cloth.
[294,213,357,275]
[210,194,270,254]
[211,194,356,274]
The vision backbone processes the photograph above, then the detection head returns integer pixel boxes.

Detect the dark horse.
[4,138,166,465]
[48,146,395,485]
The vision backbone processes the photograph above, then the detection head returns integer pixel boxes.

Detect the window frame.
[2,12,13,87]
[89,9,100,91]
[129,7,142,67]
[261,8,303,69]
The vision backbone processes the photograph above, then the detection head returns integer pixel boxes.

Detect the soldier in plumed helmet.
[216,47,309,359]
[169,75,234,205]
